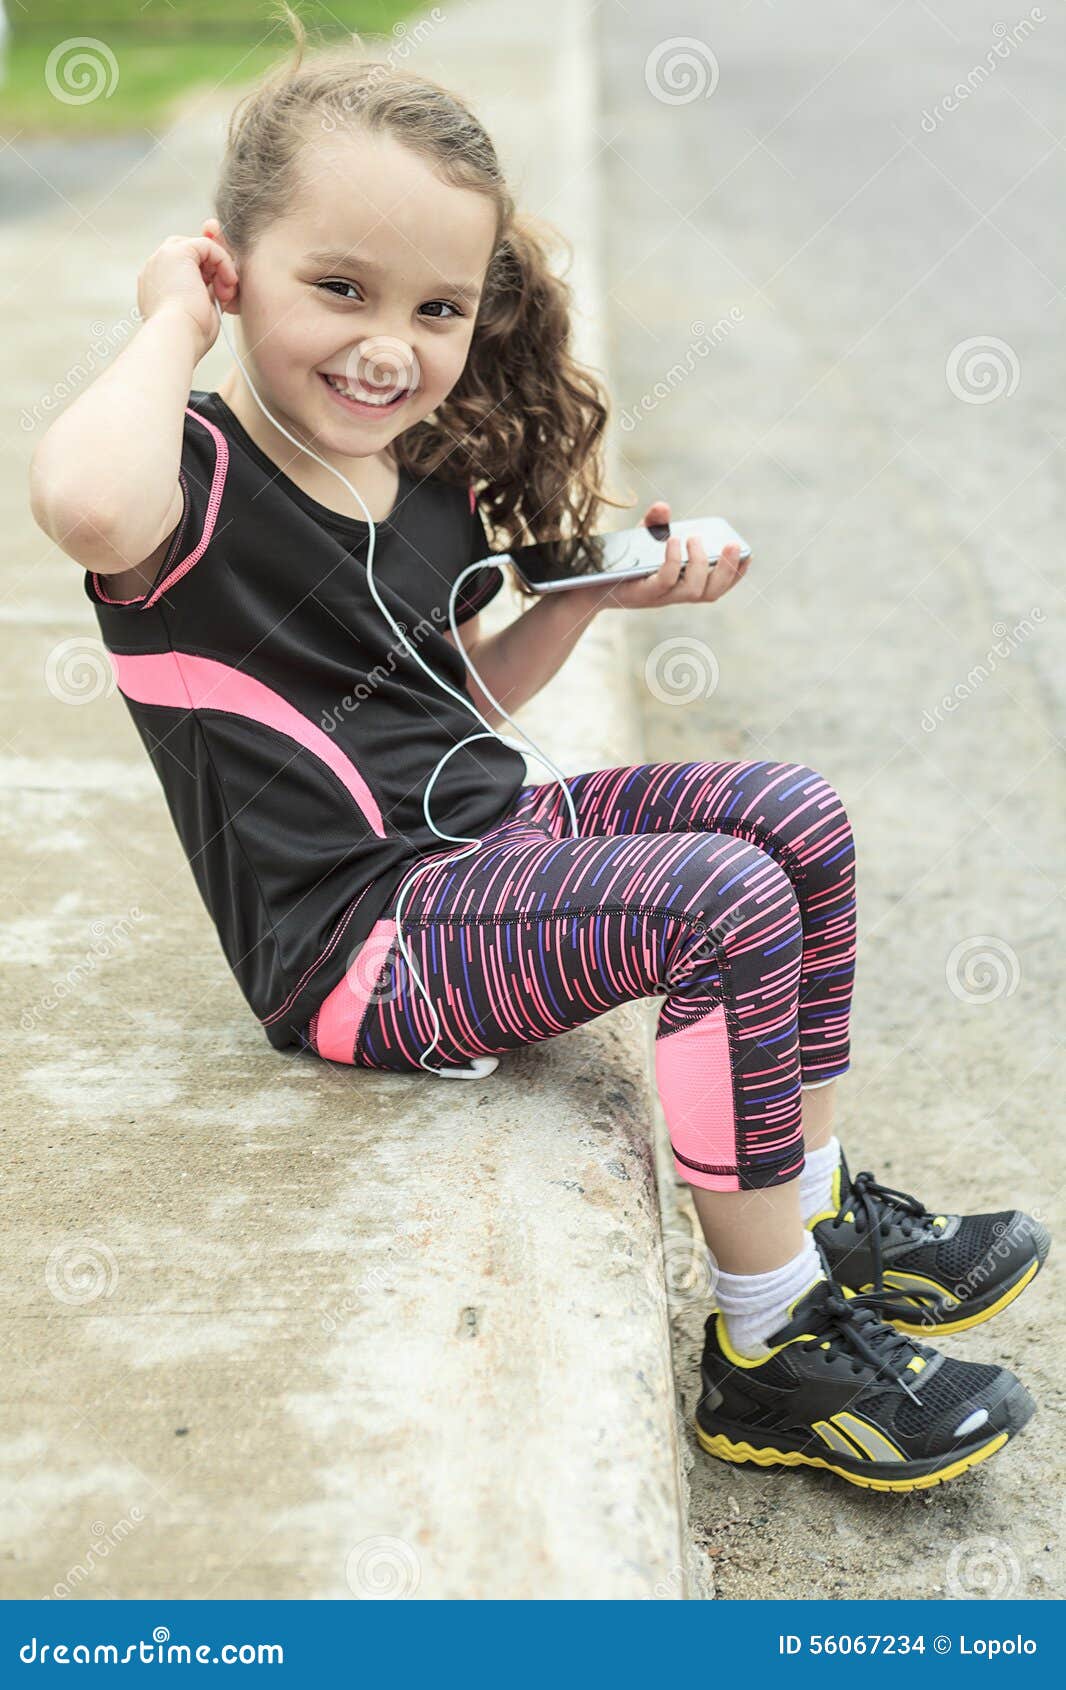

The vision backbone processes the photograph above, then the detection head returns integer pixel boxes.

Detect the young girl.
[31,30,1048,1495]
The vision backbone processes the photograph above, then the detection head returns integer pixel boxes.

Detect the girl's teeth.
[325,373,404,406]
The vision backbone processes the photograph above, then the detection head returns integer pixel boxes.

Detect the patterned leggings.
[305,760,856,1192]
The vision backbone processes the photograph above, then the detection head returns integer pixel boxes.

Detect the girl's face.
[215,129,498,456]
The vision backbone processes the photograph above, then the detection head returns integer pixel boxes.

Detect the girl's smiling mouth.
[320,370,413,416]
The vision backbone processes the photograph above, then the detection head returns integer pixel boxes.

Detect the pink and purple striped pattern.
[306,759,856,1193]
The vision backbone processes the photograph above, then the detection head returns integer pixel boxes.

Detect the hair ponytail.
[411,214,627,574]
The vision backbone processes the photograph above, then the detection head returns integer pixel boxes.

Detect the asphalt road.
[597,0,1064,1599]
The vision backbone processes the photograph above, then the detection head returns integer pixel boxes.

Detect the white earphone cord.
[213,298,580,1078]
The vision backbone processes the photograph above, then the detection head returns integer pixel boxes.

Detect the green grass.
[0,3,425,134]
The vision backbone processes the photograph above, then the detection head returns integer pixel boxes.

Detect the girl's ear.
[202,216,240,311]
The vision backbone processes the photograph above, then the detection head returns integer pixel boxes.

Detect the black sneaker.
[808,1152,1050,1336]
[695,1276,1035,1492]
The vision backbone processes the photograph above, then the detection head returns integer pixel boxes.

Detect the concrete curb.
[2,0,693,1600]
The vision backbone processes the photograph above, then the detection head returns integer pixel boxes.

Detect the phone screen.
[501,519,749,590]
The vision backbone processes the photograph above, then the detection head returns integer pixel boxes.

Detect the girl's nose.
[343,335,419,392]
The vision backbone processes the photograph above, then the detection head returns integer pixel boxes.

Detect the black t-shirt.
[84,389,526,1050]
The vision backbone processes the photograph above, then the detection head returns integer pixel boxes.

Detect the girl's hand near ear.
[137,234,239,363]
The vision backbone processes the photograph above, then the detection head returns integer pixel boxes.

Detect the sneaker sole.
[694,1382,1035,1492]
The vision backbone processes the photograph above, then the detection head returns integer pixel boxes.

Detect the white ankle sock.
[714,1231,824,1358]
[799,1136,842,1226]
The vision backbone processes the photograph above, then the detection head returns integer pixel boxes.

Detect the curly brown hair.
[213,6,629,596]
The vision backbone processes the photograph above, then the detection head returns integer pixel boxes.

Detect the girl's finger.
[651,534,684,596]
[204,247,238,303]
[679,537,710,600]
[643,499,671,531]
[704,543,742,601]
[214,258,239,302]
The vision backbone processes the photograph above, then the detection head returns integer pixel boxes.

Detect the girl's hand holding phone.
[567,499,751,615]
[137,231,240,364]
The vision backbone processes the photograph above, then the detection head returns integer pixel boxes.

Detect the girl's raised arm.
[29,234,238,577]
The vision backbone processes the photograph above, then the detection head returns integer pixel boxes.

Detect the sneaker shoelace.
[847,1170,945,1297]
[799,1288,927,1404]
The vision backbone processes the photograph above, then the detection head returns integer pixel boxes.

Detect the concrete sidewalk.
[1,1,697,1600]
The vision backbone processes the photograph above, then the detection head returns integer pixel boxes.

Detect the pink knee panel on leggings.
[654,1006,741,1192]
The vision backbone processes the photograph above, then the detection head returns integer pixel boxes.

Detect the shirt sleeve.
[451,488,505,625]
[84,400,229,611]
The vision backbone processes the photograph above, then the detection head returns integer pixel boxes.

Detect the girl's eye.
[317,279,360,300]
[316,280,462,319]
[314,282,459,317]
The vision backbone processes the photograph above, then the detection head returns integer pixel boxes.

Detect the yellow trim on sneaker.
[715,1272,828,1366]
[805,1206,838,1229]
[890,1258,1040,1336]
[694,1425,1010,1491]
[803,1165,844,1231]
